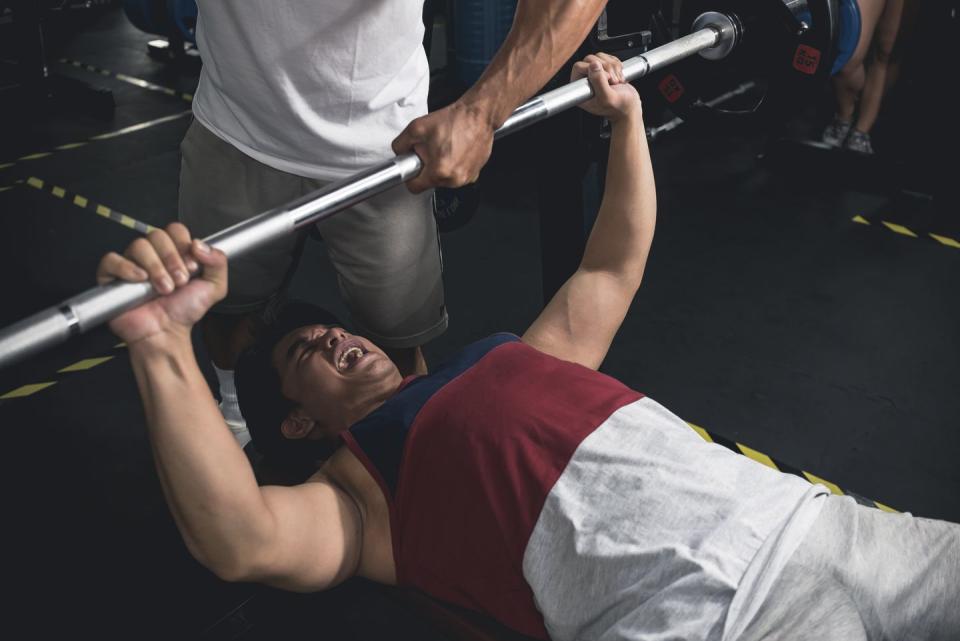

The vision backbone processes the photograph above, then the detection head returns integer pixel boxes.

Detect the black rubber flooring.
[0,6,956,640]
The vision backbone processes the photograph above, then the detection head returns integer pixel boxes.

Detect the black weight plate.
[654,0,838,129]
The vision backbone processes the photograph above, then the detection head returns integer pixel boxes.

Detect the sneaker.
[821,118,852,147]
[220,395,251,448]
[844,129,874,155]
[213,365,251,448]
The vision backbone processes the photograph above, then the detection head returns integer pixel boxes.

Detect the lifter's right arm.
[523,54,657,370]
[98,225,361,591]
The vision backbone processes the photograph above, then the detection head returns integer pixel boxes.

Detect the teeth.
[338,346,364,370]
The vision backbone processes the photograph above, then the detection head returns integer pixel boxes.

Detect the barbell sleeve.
[0,16,737,371]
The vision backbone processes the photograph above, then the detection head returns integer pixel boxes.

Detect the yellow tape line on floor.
[853,216,959,250]
[25,176,158,235]
[0,111,190,180]
[58,356,115,373]
[62,58,194,103]
[929,233,960,249]
[0,344,129,401]
[0,382,57,399]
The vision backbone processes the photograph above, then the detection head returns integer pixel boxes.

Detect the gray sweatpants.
[740,495,960,641]
[179,120,448,349]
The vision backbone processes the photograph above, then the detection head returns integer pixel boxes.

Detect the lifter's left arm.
[98,227,362,590]
[394,0,606,192]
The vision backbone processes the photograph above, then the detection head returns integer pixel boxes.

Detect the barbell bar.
[0,14,741,371]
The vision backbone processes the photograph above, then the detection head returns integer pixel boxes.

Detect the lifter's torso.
[300,337,825,641]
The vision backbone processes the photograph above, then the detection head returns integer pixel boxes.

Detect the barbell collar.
[692,12,741,61]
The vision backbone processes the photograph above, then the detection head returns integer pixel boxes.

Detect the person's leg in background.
[822,0,887,147]
[179,120,309,447]
[847,0,906,152]
[313,179,446,379]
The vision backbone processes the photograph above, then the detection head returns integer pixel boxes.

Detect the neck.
[336,376,404,431]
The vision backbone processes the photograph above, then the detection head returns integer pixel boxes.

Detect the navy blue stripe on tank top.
[347,333,519,496]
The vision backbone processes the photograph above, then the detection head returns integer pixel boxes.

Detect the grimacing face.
[271,324,403,438]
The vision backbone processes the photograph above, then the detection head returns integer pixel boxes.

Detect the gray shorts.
[740,495,960,641]
[178,120,447,348]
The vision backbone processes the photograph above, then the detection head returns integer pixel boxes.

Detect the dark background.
[0,1,956,638]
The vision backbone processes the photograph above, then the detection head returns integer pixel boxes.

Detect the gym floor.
[0,6,956,640]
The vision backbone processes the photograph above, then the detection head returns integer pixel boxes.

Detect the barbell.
[0,0,843,371]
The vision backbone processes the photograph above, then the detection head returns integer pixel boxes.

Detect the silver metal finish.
[692,12,741,60]
[496,27,724,141]
[0,310,78,369]
[0,25,733,371]
[635,26,724,71]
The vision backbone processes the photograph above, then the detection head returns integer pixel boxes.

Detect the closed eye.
[284,325,331,366]
[299,341,319,364]
[286,337,307,364]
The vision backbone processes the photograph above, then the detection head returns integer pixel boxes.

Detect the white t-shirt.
[192,1,429,180]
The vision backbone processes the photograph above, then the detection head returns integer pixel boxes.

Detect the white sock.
[214,365,251,448]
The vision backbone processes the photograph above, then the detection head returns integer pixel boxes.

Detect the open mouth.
[335,340,368,372]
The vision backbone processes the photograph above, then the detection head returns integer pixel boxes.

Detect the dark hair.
[235,300,343,469]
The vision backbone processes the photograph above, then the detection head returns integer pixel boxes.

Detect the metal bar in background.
[647,81,757,140]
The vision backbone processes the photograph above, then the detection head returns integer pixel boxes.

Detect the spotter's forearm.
[463,0,606,127]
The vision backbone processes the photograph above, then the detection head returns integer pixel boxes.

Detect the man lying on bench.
[97,55,959,641]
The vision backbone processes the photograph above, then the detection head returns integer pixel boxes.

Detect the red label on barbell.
[793,45,822,75]
[658,75,685,103]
